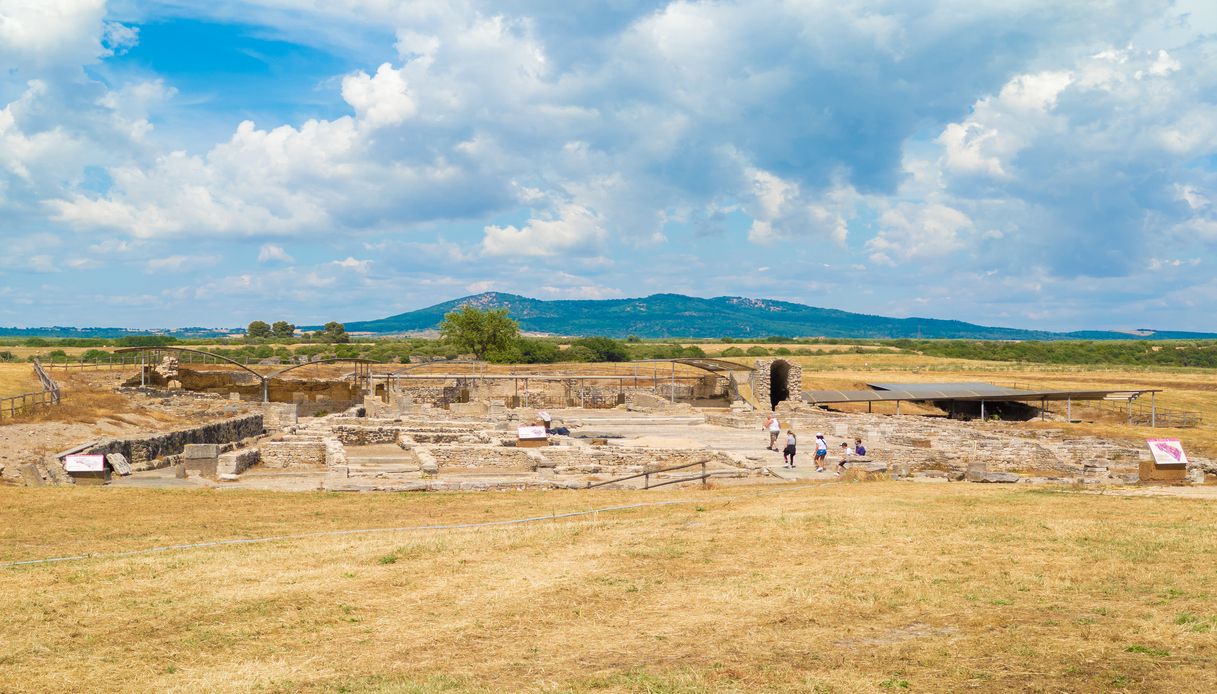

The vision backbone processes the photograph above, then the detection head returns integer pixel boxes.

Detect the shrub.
[572,337,629,362]
[564,345,597,362]
[745,346,770,356]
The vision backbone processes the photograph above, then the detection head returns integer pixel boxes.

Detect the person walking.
[783,430,798,467]
[764,414,781,450]
[813,433,829,472]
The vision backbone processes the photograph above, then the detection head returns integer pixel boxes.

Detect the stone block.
[217,449,260,476]
[969,471,1019,483]
[183,443,220,459]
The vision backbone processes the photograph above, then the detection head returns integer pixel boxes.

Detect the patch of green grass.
[1124,644,1169,657]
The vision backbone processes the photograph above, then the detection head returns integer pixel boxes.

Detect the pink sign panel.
[63,454,106,472]
[517,425,548,440]
[1147,439,1188,467]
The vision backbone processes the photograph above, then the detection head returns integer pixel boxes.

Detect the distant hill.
[0,326,234,339]
[341,292,1217,340]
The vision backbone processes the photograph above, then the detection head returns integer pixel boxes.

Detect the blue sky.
[2,1,1217,331]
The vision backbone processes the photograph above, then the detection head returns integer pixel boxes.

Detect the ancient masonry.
[750,359,803,410]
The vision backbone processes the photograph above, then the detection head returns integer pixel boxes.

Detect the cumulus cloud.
[341,63,416,127]
[481,203,605,257]
[866,203,973,266]
[257,243,294,263]
[5,0,1217,329]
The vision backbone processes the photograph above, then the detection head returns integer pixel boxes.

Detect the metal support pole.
[140,351,145,387]
[980,400,986,421]
[1041,398,1046,421]
[896,400,901,415]
[868,401,872,414]
[262,377,268,403]
[671,361,676,403]
[1151,392,1156,428]
[1128,398,1133,424]
[1067,397,1071,422]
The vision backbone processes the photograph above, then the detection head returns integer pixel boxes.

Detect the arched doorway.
[769,359,791,410]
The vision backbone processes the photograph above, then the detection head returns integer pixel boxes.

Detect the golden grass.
[2,483,1216,693]
[0,363,38,398]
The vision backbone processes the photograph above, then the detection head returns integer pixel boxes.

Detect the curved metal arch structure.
[379,359,482,376]
[113,346,267,380]
[267,358,380,380]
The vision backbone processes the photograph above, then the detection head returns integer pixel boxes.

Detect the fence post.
[701,460,707,487]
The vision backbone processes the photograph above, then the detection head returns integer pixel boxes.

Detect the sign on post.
[63,454,106,472]
[1147,438,1188,467]
[517,425,548,440]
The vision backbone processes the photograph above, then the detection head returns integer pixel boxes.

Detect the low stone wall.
[261,439,327,468]
[255,402,298,431]
[332,425,399,446]
[83,415,264,468]
[218,449,260,476]
[429,446,535,470]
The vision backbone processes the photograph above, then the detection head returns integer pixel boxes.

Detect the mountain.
[341,292,1217,340]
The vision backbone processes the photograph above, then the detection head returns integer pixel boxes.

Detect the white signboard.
[1147,438,1188,467]
[63,454,106,472]
[517,425,548,440]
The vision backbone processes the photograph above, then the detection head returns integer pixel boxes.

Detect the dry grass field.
[0,363,38,398]
[3,482,1217,693]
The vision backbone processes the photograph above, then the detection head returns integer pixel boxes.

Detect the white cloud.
[341,62,416,127]
[867,203,973,266]
[744,167,858,245]
[481,203,605,257]
[257,243,294,263]
[332,256,371,272]
[144,254,220,273]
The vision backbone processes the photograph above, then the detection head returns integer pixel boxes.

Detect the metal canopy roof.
[804,382,1162,405]
[867,382,1022,398]
[635,358,755,373]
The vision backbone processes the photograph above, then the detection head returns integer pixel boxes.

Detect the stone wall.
[218,448,260,476]
[260,439,327,468]
[255,402,298,431]
[750,359,804,411]
[331,424,400,446]
[82,415,264,467]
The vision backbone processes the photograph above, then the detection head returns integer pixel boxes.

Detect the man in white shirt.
[765,415,781,450]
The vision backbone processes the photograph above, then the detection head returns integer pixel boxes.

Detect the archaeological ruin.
[6,349,1210,490]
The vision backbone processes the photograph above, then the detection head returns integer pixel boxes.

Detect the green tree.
[271,321,296,339]
[572,336,628,362]
[246,321,272,339]
[564,345,597,362]
[438,307,519,359]
[319,321,350,344]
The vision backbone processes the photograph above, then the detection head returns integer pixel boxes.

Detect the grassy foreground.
[2,483,1216,693]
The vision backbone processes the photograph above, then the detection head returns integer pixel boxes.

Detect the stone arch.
[769,360,791,410]
[749,359,803,411]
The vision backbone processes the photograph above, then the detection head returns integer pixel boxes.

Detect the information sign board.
[1147,438,1188,467]
[63,454,106,472]
[517,425,548,440]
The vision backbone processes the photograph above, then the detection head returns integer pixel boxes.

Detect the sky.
[2,1,1217,331]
